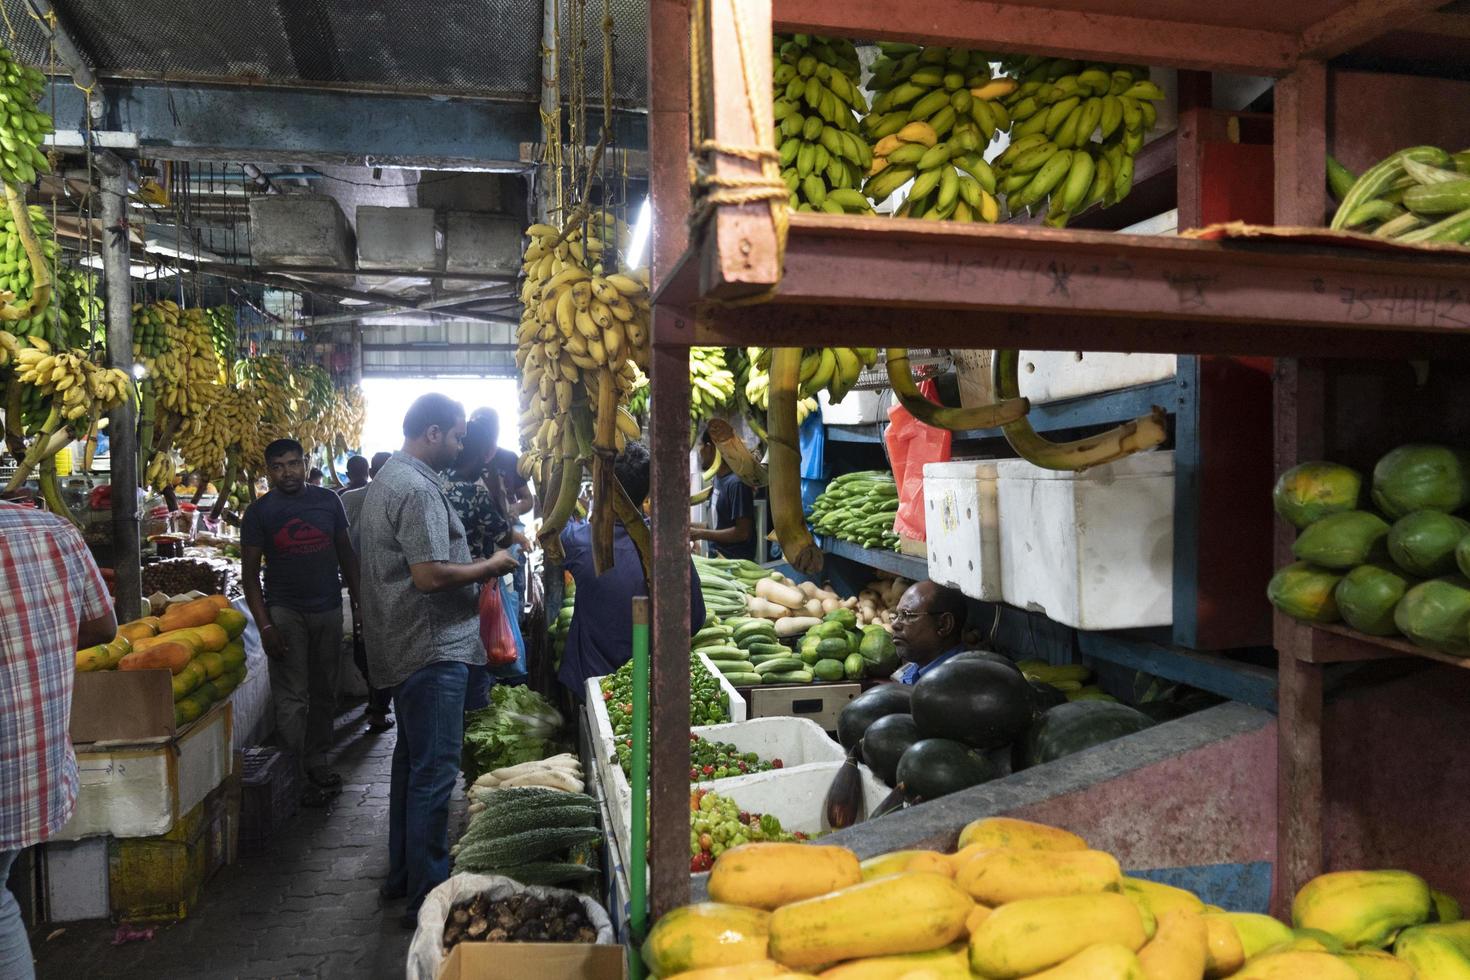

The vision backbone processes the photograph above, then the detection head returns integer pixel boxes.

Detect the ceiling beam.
[1298,0,1452,59]
[41,80,648,169]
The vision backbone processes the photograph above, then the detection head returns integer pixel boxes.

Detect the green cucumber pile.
[809,471,901,551]
[693,555,769,618]
[696,607,899,686]
[1329,147,1470,244]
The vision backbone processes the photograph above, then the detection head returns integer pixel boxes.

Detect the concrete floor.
[32,703,462,979]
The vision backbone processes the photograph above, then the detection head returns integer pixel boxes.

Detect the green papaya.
[1395,577,1470,653]
[1292,510,1390,570]
[1373,444,1470,519]
[843,652,867,681]
[1335,563,1416,636]
[1274,461,1363,528]
[1388,511,1470,578]
[1267,562,1344,623]
[812,658,846,682]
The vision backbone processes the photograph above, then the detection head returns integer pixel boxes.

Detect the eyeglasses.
[891,611,934,627]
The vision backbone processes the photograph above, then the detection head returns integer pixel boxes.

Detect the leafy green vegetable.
[461,685,566,784]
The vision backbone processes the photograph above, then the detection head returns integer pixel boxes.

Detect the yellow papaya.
[1289,927,1347,953]
[215,607,248,639]
[1219,912,1293,959]
[1337,948,1418,979]
[75,643,111,672]
[956,816,1086,852]
[769,872,972,971]
[1228,950,1359,979]
[902,851,954,877]
[664,962,787,980]
[1394,921,1470,980]
[1121,877,1206,922]
[1292,870,1432,949]
[816,942,970,978]
[642,903,771,978]
[859,851,936,881]
[1433,888,1463,923]
[943,842,992,876]
[955,847,1120,905]
[190,623,229,652]
[1019,944,1145,980]
[968,892,1147,978]
[1200,913,1245,977]
[709,844,861,911]
[964,904,991,937]
[1137,909,1207,980]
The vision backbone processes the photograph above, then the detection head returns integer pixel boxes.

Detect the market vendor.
[559,441,707,696]
[692,427,756,561]
[891,581,968,684]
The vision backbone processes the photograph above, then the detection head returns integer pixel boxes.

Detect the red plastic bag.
[885,378,952,542]
[479,582,517,666]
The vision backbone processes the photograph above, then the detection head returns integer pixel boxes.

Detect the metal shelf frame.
[642,0,1470,918]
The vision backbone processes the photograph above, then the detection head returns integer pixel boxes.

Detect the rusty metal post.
[99,157,142,621]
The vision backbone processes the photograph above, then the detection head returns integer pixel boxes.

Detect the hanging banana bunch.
[774,33,874,215]
[885,348,1029,431]
[991,349,1167,469]
[994,57,1165,226]
[689,346,736,423]
[862,44,1004,222]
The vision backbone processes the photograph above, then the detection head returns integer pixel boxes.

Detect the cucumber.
[755,656,805,674]
[699,646,748,661]
[744,641,789,657]
[1326,154,1356,202]
[692,628,733,648]
[747,653,790,666]
[733,621,778,642]
[762,669,814,684]
[721,672,763,686]
[1403,179,1470,216]
[1398,206,1470,244]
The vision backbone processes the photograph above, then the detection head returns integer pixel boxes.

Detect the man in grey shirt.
[357,393,515,926]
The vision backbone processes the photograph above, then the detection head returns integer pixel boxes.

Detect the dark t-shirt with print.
[712,471,756,562]
[241,484,348,613]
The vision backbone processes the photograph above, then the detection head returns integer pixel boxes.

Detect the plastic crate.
[238,747,299,855]
[924,460,1002,602]
[108,782,233,922]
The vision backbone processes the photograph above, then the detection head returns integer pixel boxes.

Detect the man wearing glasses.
[890,581,969,685]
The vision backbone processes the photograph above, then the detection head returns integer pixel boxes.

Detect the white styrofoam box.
[693,650,751,723]
[819,388,887,426]
[42,838,109,922]
[355,206,441,272]
[442,212,524,288]
[1016,351,1177,404]
[997,451,1175,631]
[52,702,234,841]
[690,717,847,769]
[247,194,354,285]
[924,460,1002,602]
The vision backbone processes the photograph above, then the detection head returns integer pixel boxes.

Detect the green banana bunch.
[0,205,58,340]
[862,44,1005,222]
[995,57,1165,226]
[689,346,736,422]
[0,45,52,188]
[773,34,874,215]
[739,349,819,425]
[208,306,237,372]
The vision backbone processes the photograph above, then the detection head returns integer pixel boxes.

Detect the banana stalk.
[81,419,99,472]
[38,457,78,528]
[0,185,51,323]
[210,458,238,521]
[705,418,767,488]
[538,423,584,564]
[991,349,1167,470]
[886,348,1031,430]
[609,476,653,584]
[591,369,619,575]
[768,348,823,576]
[4,378,24,458]
[4,408,68,493]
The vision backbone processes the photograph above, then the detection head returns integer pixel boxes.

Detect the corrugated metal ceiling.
[1,0,647,106]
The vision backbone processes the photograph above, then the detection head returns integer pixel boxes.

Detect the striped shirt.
[0,502,112,848]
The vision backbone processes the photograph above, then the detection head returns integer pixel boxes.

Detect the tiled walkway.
[33,704,460,979]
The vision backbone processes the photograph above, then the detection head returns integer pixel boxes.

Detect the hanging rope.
[687,0,788,301]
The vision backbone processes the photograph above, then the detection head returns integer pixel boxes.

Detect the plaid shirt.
[0,502,112,849]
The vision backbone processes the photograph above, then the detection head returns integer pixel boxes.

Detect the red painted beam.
[1299,0,1450,60]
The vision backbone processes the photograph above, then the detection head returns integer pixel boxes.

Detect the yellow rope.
[688,0,789,302]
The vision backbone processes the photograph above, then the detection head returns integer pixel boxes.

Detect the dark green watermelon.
[1028,681,1069,710]
[1016,701,1156,770]
[896,738,1001,802]
[860,713,921,786]
[949,649,1020,671]
[910,658,1034,749]
[836,683,911,749]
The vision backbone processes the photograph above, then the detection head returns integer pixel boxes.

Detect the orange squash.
[118,641,193,675]
[159,597,220,632]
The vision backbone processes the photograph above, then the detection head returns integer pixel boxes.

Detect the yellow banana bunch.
[234,353,306,472]
[747,345,877,404]
[862,44,1004,222]
[995,58,1164,226]
[144,450,177,493]
[0,327,16,366]
[9,344,130,421]
[516,217,652,475]
[774,34,874,215]
[0,45,52,187]
[690,347,736,422]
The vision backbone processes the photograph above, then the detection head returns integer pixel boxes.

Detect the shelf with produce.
[1287,620,1470,671]
[818,535,929,582]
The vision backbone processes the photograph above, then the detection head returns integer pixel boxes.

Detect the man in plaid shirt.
[0,501,115,979]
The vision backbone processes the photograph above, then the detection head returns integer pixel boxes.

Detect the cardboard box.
[71,668,176,743]
[438,943,626,980]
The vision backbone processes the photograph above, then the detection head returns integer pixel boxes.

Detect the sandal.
[308,766,343,789]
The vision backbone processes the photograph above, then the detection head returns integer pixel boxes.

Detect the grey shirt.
[341,485,367,550]
[357,451,482,690]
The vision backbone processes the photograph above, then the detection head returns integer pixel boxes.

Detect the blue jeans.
[0,849,34,980]
[387,661,468,912]
[464,664,493,712]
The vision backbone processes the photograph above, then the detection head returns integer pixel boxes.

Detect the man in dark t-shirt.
[242,438,361,805]
[692,427,757,562]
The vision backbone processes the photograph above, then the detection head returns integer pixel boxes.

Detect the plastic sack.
[405,873,616,980]
[884,379,951,541]
[479,581,517,666]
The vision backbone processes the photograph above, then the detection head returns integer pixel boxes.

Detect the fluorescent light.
[625,197,652,270]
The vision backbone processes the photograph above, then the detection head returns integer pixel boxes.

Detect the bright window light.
[624,196,652,270]
[357,377,520,460]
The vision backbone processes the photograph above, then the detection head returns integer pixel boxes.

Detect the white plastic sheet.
[405,873,615,980]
